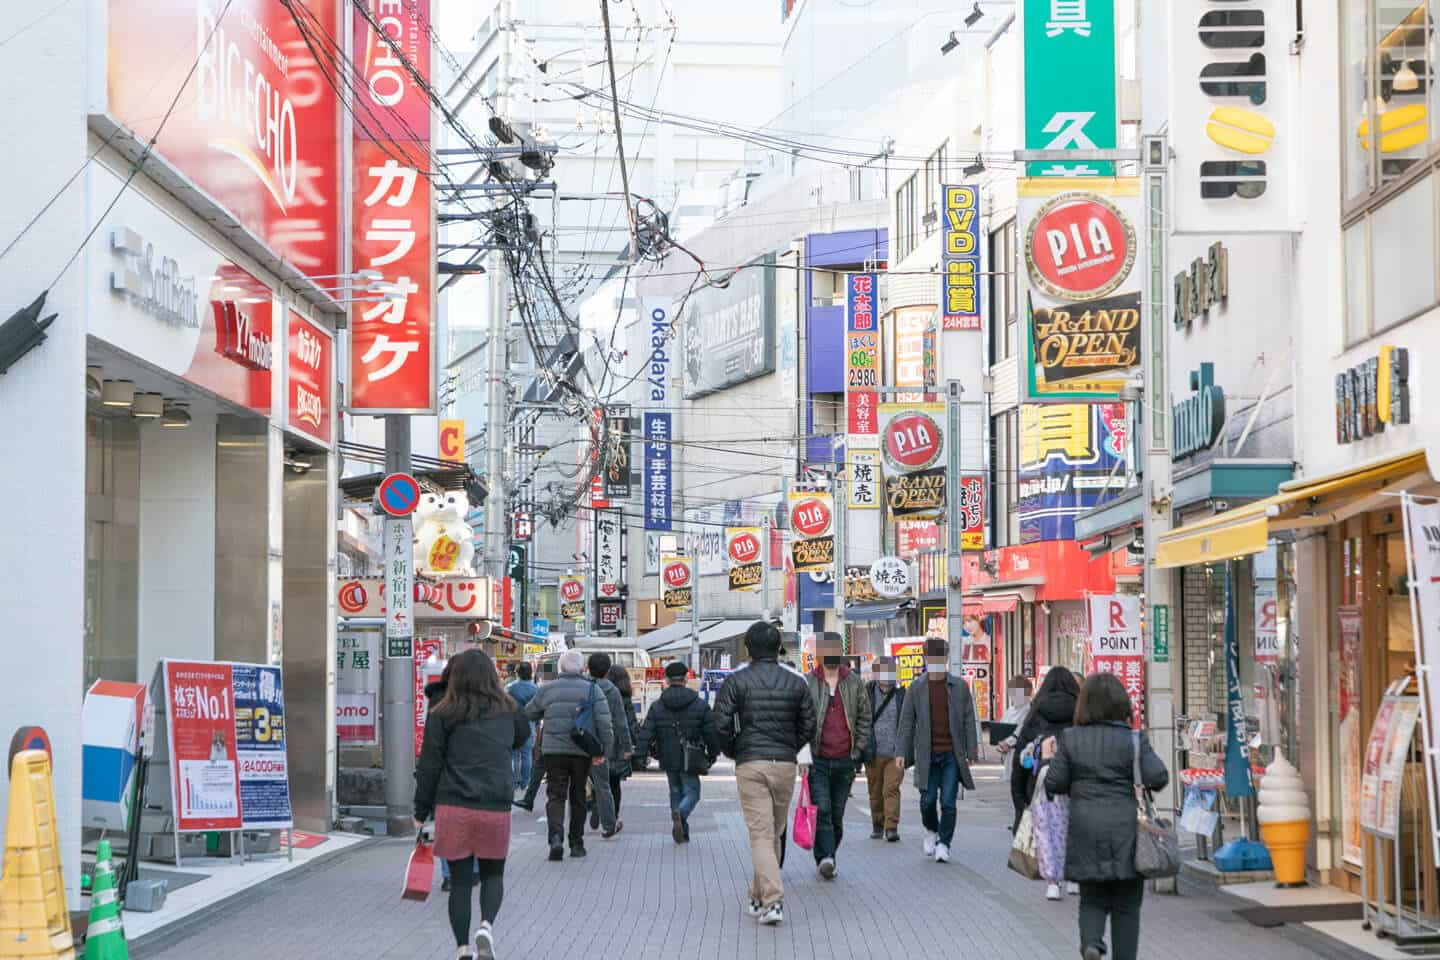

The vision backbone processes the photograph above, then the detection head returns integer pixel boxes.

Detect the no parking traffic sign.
[376,473,421,517]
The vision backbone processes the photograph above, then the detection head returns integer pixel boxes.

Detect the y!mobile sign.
[350,0,436,413]
[1086,594,1145,729]
[104,0,341,277]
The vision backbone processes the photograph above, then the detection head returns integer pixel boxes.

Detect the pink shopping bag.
[792,777,817,851]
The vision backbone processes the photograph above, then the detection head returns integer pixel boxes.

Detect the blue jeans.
[512,733,534,788]
[666,770,701,819]
[921,752,960,845]
[807,756,857,864]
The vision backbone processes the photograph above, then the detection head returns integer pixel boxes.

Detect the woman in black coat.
[1044,673,1168,960]
[1010,666,1079,831]
[606,665,640,814]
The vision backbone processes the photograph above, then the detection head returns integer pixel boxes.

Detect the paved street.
[134,764,1336,960]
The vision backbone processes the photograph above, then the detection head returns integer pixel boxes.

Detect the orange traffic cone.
[0,749,76,958]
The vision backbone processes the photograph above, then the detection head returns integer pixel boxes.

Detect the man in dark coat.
[635,661,721,843]
[896,637,979,865]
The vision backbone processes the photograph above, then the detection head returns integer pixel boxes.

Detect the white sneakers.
[473,924,495,960]
[759,902,784,925]
[933,843,950,864]
[1067,882,1081,895]
[922,831,939,857]
[745,898,763,918]
[1045,883,1062,901]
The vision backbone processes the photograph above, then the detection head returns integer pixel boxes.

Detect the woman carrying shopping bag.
[415,649,532,960]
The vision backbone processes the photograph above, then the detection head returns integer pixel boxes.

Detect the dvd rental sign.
[104,0,341,278]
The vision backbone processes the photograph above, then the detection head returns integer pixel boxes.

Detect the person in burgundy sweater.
[797,638,873,880]
[896,636,979,864]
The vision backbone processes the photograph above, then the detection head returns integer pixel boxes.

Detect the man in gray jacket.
[896,637,979,865]
[863,657,905,842]
[587,653,633,839]
[526,650,614,860]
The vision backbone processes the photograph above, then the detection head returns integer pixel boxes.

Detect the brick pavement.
[134,763,1335,960]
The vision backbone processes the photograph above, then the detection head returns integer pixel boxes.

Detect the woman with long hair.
[415,649,530,959]
[1013,666,1081,899]
[606,664,639,816]
[1044,673,1168,960]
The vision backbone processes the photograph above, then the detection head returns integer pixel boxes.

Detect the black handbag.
[675,721,710,774]
[1131,731,1181,879]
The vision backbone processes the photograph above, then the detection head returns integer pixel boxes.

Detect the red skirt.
[433,804,512,861]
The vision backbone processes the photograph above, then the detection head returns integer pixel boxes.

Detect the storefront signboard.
[337,631,379,744]
[335,577,494,621]
[727,527,763,592]
[868,556,911,600]
[1336,345,1410,444]
[1018,402,1128,542]
[104,0,341,278]
[349,0,435,412]
[848,450,880,510]
[941,184,982,330]
[604,405,633,501]
[161,661,242,832]
[1173,244,1229,329]
[287,311,335,446]
[880,403,945,475]
[958,475,985,550]
[1086,595,1144,729]
[413,638,443,757]
[1338,605,1364,865]
[887,638,928,687]
[683,254,776,398]
[897,520,941,559]
[231,664,293,829]
[1360,699,1395,835]
[1172,363,1224,459]
[789,493,835,574]
[885,468,946,519]
[661,556,693,611]
[1151,603,1170,664]
[1022,0,1116,178]
[438,420,465,463]
[595,510,623,598]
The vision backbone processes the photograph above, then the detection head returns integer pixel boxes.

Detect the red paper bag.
[402,837,435,902]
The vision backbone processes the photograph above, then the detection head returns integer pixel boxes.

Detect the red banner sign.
[897,520,941,558]
[847,390,878,437]
[413,638,443,757]
[105,0,341,278]
[163,662,242,832]
[287,311,334,445]
[349,0,434,412]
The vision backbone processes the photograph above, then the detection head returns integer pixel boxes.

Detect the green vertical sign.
[1023,0,1117,177]
[1152,603,1170,663]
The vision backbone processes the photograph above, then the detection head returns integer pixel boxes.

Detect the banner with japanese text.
[789,492,835,573]
[162,661,242,832]
[1086,594,1144,729]
[846,273,879,449]
[1022,0,1116,177]
[349,0,435,412]
[232,664,293,829]
[942,184,981,330]
[727,527,763,592]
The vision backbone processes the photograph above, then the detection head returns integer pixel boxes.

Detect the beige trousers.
[865,757,904,831]
[735,760,797,908]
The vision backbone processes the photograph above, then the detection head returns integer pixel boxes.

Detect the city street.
[134,765,1333,960]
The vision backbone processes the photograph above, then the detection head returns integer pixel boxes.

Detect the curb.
[128,836,385,958]
[1209,884,1381,960]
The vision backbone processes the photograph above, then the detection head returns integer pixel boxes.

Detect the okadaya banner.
[163,661,242,832]
[1085,595,1145,729]
[231,664,294,829]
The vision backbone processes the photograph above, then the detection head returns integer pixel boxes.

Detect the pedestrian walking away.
[513,666,554,813]
[635,660,721,843]
[414,649,531,960]
[896,636,979,865]
[524,650,614,861]
[505,663,539,792]
[993,674,1032,834]
[1011,666,1079,900]
[862,657,906,842]
[1045,672,1169,960]
[584,653,633,838]
[712,621,817,926]
[605,663,640,820]
[797,635,872,880]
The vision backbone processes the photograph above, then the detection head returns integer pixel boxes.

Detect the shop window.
[1343,0,1432,202]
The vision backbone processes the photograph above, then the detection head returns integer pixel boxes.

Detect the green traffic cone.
[83,840,129,960]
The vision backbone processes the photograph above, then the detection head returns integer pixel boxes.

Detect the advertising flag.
[727,527,763,592]
[788,492,835,573]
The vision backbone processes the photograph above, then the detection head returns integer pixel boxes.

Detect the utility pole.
[761,513,773,620]
[1140,135,1177,830]
[381,416,415,837]
[946,379,965,676]
[688,554,701,670]
[831,453,846,638]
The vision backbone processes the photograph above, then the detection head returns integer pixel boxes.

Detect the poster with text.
[232,664,293,829]
[414,638,444,758]
[1404,496,1440,860]
[1338,605,1363,865]
[1086,595,1145,729]
[1254,585,1279,664]
[887,638,928,687]
[163,661,242,832]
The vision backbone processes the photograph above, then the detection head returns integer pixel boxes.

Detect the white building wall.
[0,0,90,905]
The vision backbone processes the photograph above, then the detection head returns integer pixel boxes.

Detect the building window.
[988,219,1018,362]
[923,142,948,238]
[1343,171,1437,342]
[990,409,1020,548]
[895,174,917,261]
[1343,0,1432,204]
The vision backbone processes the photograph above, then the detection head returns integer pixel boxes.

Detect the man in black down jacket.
[712,621,816,926]
[635,661,721,844]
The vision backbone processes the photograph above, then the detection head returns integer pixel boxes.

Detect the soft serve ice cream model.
[1257,753,1310,885]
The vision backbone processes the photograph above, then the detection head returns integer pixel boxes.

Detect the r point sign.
[1086,594,1145,728]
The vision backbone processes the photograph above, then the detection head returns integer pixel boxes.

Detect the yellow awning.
[1154,449,1432,569]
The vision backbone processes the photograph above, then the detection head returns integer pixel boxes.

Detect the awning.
[979,594,1021,614]
[844,603,901,622]
[641,619,701,652]
[1155,448,1433,569]
[700,620,757,647]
